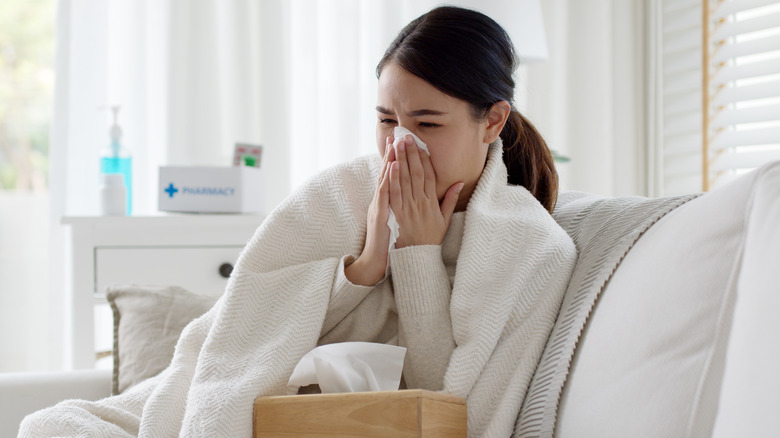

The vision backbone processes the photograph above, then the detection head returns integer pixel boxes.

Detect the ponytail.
[500,110,558,213]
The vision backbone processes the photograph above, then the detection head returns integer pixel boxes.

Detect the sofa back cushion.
[710,162,780,437]
[555,162,778,437]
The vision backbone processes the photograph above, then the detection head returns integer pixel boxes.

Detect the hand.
[389,135,464,248]
[345,136,396,286]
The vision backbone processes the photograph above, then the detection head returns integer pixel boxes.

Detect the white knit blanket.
[21,144,576,438]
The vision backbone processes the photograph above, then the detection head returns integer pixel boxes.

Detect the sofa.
[2,160,777,437]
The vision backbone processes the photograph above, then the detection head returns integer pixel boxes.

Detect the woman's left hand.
[389,135,464,248]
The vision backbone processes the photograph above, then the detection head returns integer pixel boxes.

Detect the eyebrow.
[375,106,448,117]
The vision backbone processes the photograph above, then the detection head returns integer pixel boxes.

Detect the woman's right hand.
[345,136,395,286]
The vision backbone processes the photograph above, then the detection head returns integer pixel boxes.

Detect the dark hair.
[376,6,558,213]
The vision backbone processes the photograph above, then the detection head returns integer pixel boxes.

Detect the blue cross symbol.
[164,183,179,198]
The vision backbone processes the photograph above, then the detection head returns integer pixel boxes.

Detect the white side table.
[62,214,264,369]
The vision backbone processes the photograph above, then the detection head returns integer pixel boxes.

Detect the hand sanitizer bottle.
[99,106,132,215]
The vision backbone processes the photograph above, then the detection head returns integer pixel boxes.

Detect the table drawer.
[95,246,244,297]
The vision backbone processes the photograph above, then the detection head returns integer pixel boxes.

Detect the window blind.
[706,0,780,190]
[657,0,780,195]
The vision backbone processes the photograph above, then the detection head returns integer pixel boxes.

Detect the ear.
[482,100,511,144]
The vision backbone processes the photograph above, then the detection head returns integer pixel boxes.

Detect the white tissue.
[393,126,429,155]
[288,342,406,393]
[387,127,430,252]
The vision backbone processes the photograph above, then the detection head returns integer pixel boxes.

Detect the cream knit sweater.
[21,143,576,438]
[320,211,466,391]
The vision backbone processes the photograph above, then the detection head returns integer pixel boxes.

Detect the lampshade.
[400,0,548,63]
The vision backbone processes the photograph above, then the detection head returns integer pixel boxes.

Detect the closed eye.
[379,118,397,125]
[419,122,441,128]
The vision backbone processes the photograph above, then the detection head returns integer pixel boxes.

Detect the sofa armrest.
[0,369,112,437]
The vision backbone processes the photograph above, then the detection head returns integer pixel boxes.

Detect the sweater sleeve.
[389,245,456,391]
[320,255,376,335]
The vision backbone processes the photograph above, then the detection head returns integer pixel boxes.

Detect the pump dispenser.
[99,105,132,215]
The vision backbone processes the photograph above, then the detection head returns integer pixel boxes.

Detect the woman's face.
[376,62,491,207]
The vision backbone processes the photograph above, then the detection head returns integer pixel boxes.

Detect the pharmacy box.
[158,166,263,213]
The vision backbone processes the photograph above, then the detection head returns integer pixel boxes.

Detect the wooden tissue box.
[253,389,467,437]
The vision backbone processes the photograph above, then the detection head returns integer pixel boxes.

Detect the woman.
[341,1,572,397]
[21,6,575,438]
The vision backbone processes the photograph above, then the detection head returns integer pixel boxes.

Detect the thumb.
[440,182,464,226]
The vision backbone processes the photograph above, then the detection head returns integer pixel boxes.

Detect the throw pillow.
[106,285,219,395]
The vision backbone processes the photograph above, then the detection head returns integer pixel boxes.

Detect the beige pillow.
[106,285,219,395]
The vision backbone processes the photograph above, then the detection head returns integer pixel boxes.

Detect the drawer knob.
[219,263,234,278]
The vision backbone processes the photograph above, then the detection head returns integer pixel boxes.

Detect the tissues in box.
[158,166,263,213]
[253,390,467,437]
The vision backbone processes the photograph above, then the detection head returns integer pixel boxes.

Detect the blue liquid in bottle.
[100,150,132,215]
[100,106,132,215]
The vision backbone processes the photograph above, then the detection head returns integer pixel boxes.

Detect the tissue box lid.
[253,389,466,438]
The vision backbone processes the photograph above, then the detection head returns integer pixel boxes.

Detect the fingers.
[377,159,391,208]
[378,136,396,185]
[354,171,392,286]
[396,138,413,204]
[389,133,443,219]
[377,143,388,186]
[419,149,437,200]
[374,137,394,219]
[403,136,426,198]
[389,160,402,213]
[370,163,392,254]
[387,140,395,163]
[376,159,389,198]
[386,135,396,162]
[440,182,464,228]
[396,135,430,200]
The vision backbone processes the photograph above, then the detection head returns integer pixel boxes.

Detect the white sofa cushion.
[556,163,777,437]
[712,161,780,437]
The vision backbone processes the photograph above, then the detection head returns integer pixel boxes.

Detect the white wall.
[524,0,648,197]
